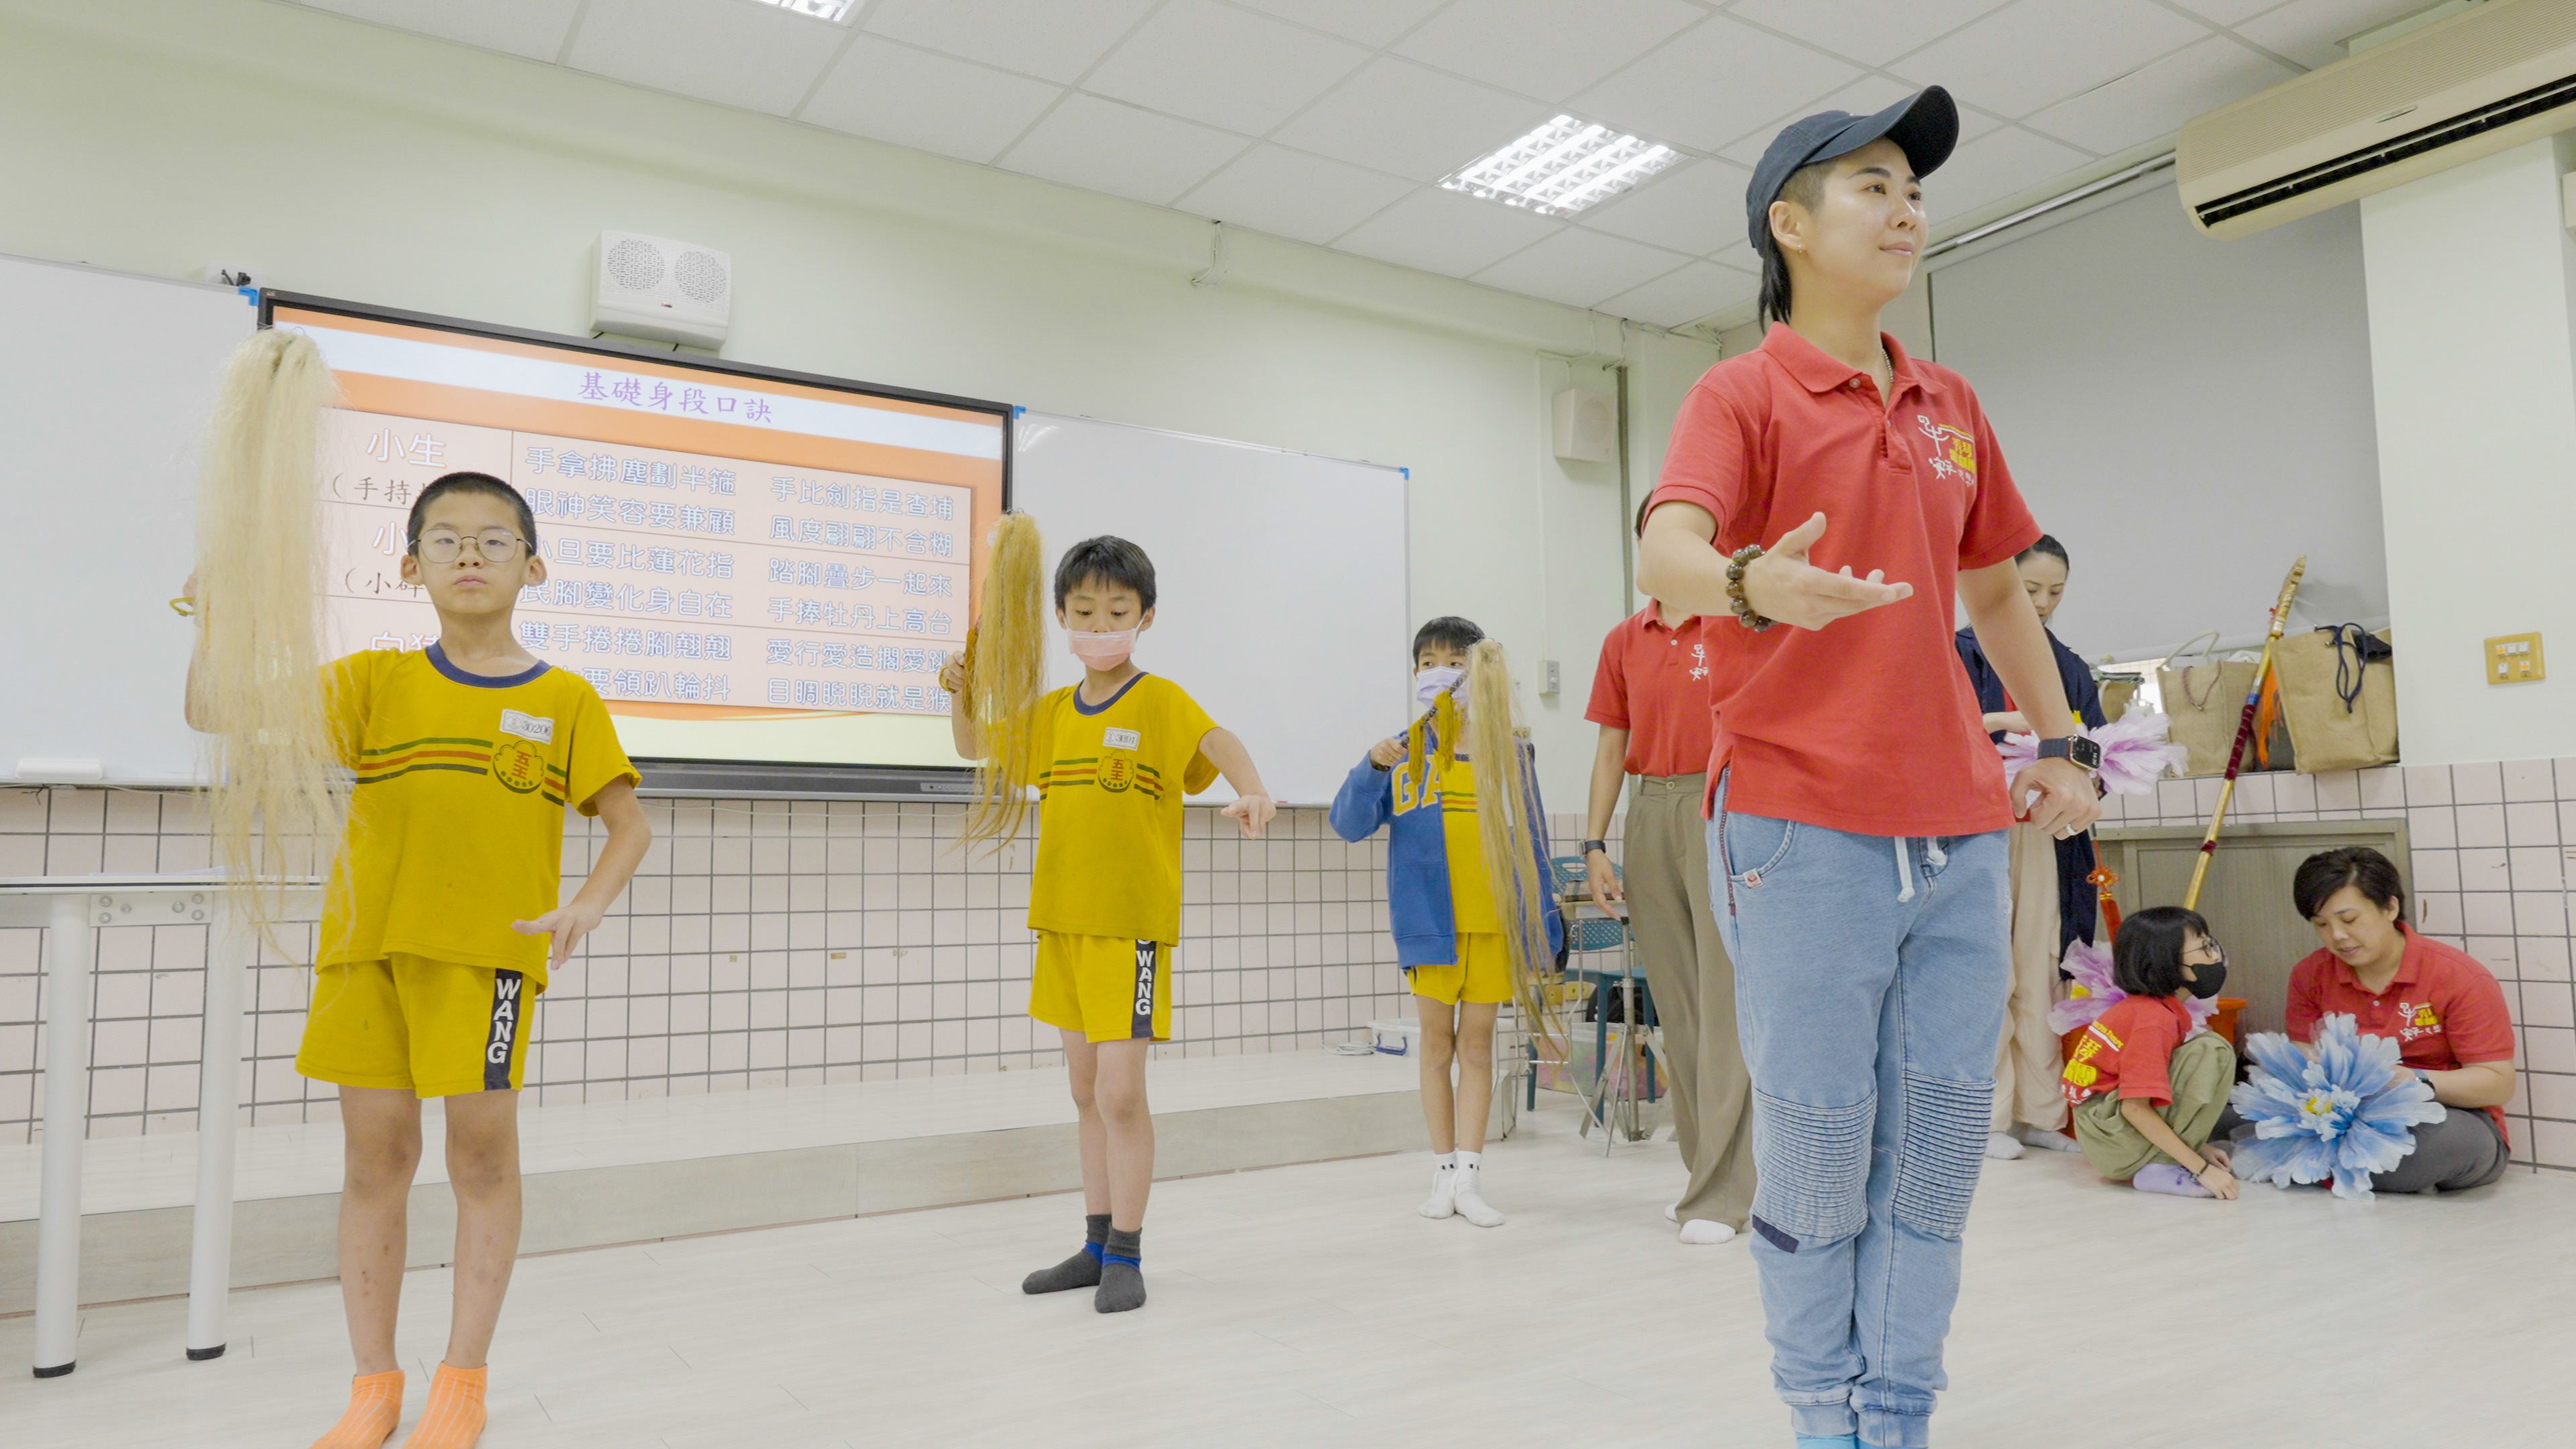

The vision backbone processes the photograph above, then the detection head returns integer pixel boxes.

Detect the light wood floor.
[3,1097,2569,1448]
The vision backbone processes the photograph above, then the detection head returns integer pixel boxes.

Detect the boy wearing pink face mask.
[941,535,1275,1313]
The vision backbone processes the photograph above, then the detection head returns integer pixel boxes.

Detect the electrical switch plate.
[2485,633,2544,684]
[1540,659,1561,696]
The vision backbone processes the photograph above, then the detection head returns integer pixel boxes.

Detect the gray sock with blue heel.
[1022,1213,1110,1293]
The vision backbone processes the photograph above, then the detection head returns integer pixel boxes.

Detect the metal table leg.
[34,894,97,1379]
[186,909,248,1361]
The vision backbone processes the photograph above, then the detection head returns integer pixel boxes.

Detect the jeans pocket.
[1720,811,1798,887]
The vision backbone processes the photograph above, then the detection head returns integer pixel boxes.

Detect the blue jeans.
[1709,783,2008,1449]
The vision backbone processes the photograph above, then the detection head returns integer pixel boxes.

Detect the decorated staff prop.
[2229,1013,2446,1201]
[2185,557,2306,911]
[188,329,345,945]
[951,513,1047,856]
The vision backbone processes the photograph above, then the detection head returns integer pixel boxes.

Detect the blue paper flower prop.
[2228,1013,2446,1201]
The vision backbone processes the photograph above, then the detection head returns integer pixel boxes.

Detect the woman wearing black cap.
[1637,87,2101,1449]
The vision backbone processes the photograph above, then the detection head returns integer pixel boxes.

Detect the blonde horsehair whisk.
[1461,639,1566,1049]
[955,512,1047,855]
[193,329,345,945]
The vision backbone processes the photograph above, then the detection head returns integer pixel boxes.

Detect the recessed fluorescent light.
[1440,115,1681,217]
[755,0,859,21]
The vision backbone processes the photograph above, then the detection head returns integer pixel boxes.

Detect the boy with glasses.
[188,470,649,1449]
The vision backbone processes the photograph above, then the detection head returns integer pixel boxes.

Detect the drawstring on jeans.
[1891,837,1950,904]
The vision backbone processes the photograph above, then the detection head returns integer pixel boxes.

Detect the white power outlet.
[1541,659,1561,696]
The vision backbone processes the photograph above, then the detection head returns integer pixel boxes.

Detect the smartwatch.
[2037,735,2102,772]
[1580,839,1609,857]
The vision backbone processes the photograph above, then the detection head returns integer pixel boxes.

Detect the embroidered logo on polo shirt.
[1915,414,1976,487]
[2397,1000,2443,1042]
[1688,642,1708,682]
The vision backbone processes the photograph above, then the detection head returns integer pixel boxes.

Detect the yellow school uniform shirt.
[1026,672,1219,945]
[318,644,639,990]
[1438,753,1499,933]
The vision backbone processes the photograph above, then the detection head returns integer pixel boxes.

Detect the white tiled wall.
[5,788,1587,1144]
[9,764,2570,1175]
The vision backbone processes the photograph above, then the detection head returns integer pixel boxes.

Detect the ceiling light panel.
[755,0,859,21]
[1440,114,1680,216]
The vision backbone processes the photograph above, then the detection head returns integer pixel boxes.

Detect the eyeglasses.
[2184,938,2226,964]
[415,529,528,564]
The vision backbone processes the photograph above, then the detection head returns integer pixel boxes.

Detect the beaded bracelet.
[1725,543,1774,632]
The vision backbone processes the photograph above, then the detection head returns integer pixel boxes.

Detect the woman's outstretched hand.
[1741,513,1913,631]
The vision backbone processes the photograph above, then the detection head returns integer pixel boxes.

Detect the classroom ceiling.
[277,0,2438,331]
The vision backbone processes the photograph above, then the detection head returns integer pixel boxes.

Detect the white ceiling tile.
[861,0,1160,85]
[565,0,844,116]
[1272,57,1555,182]
[1175,146,1418,245]
[1575,159,1755,256]
[2235,0,2432,70]
[1921,125,2092,221]
[997,93,1250,207]
[1472,227,1695,309]
[1333,187,1564,278]
[799,36,1063,164]
[2022,34,2296,155]
[2165,0,2292,24]
[1083,0,1371,133]
[1392,0,1702,104]
[1227,0,1451,48]
[1599,260,1758,329]
[1705,237,1759,274]
[1727,0,2015,68]
[1574,15,1864,152]
[1890,0,2212,119]
[295,0,584,60]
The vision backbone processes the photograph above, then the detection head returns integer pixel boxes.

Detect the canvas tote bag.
[2159,632,2259,778]
[2275,625,2399,772]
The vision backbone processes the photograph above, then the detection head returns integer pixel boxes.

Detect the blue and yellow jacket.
[1328,719,1565,971]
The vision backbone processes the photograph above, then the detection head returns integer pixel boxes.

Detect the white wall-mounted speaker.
[593,231,732,349]
[1551,387,1616,464]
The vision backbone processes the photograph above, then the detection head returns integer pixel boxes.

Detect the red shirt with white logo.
[1585,606,1717,777]
[2286,926,2517,1141]
[2061,994,2196,1108]
[1647,325,2040,836]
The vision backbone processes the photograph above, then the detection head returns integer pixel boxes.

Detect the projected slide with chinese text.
[274,303,1008,770]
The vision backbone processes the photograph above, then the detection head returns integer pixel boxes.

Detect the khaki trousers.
[2072,1032,2235,1180]
[1624,773,1756,1228]
[1994,822,2071,1133]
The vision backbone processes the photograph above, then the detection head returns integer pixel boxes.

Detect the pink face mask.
[1067,628,1138,669]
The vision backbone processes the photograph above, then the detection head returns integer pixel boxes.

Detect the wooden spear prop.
[2184,557,2306,911]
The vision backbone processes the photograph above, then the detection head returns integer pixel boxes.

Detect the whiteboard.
[1010,412,1409,806]
[0,254,256,785]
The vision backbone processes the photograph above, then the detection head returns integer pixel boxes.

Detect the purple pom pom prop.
[2227,1013,2447,1201]
[2000,710,2189,796]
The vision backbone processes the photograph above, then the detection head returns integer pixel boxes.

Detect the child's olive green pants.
[2071,1031,2237,1181]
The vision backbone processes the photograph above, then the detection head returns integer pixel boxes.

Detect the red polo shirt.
[1585,606,1717,777]
[1648,325,2039,836]
[2286,926,2517,1141]
[2061,994,2195,1108]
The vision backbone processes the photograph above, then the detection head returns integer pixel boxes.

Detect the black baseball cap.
[1744,86,1959,256]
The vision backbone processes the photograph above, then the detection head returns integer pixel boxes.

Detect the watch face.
[2070,737,2104,769]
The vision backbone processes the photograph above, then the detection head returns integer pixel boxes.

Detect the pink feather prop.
[2049,936,2219,1036]
[1998,710,2187,797]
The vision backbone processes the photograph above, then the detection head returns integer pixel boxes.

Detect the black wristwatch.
[1580,839,1609,857]
[2037,736,2102,772]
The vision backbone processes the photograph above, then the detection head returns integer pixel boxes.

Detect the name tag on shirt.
[1104,727,1140,751]
[500,709,556,743]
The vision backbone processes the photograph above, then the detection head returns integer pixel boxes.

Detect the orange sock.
[399,1363,488,1449]
[310,1369,404,1449]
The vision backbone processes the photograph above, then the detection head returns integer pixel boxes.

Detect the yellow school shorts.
[297,953,537,1097]
[1408,930,1512,1006]
[1031,932,1173,1044]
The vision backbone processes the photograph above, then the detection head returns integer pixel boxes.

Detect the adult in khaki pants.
[1580,545,1754,1246]
[1953,534,2104,1159]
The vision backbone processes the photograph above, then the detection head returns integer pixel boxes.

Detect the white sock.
[1419,1152,1458,1219]
[1664,1200,1678,1223]
[2013,1123,2084,1153]
[1984,1131,2025,1161]
[1678,1219,1737,1245]
[1452,1154,1503,1228]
